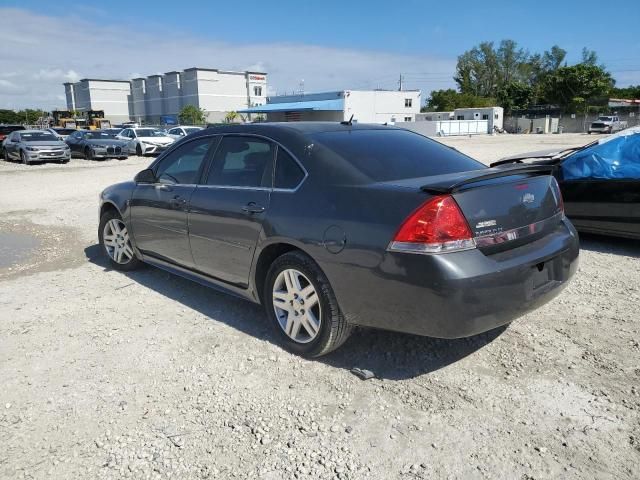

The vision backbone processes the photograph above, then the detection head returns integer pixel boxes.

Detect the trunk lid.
[379,165,564,251]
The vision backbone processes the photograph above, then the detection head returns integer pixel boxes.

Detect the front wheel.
[84,147,94,160]
[98,210,142,271]
[264,251,352,357]
[136,144,143,156]
[21,150,30,165]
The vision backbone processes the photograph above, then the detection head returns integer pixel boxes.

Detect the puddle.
[0,231,40,268]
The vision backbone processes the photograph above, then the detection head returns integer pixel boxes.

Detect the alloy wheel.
[102,218,134,264]
[272,269,321,344]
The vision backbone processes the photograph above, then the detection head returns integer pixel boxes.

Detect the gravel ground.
[0,133,638,480]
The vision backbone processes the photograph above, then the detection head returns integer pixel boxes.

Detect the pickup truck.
[589,115,628,134]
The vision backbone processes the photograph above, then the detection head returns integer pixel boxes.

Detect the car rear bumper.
[326,217,579,338]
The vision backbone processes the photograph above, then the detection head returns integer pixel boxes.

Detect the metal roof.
[239,99,344,113]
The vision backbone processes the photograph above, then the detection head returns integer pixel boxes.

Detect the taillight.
[550,177,564,216]
[388,195,476,254]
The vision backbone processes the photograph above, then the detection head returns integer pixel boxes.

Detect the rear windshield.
[309,129,485,182]
[0,125,25,134]
[55,129,76,135]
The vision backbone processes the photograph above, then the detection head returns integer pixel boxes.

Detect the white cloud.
[0,7,457,110]
[32,69,80,82]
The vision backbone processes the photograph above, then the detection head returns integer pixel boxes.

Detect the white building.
[240,90,421,124]
[452,107,503,132]
[64,79,131,124]
[64,67,268,124]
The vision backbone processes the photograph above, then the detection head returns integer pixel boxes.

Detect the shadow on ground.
[578,232,640,259]
[85,244,505,380]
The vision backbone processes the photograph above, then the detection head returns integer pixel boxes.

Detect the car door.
[66,131,82,155]
[559,132,640,237]
[188,135,275,287]
[5,132,19,159]
[129,136,217,267]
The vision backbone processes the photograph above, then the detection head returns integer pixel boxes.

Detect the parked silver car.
[3,130,70,164]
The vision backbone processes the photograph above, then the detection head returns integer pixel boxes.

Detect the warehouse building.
[63,79,131,124]
[240,90,421,124]
[64,68,268,124]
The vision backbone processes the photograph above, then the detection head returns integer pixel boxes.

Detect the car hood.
[23,141,68,148]
[138,136,173,144]
[85,139,127,146]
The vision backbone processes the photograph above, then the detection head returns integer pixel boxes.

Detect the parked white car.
[589,116,628,134]
[166,126,204,140]
[116,128,175,156]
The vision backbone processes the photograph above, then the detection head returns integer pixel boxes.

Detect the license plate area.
[527,257,563,298]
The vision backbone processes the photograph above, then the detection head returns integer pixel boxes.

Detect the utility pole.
[398,74,403,91]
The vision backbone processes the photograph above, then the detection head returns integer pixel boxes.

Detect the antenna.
[340,114,354,126]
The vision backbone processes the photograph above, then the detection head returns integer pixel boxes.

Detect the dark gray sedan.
[99,123,579,356]
[66,130,129,160]
[3,129,70,164]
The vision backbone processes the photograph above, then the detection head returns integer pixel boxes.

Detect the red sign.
[250,75,265,81]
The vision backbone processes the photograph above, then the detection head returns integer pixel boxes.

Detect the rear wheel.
[98,210,142,271]
[264,251,352,357]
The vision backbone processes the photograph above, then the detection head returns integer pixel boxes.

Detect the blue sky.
[1,1,639,108]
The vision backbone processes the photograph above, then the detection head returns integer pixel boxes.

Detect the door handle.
[242,202,265,214]
[156,184,173,192]
[170,195,187,208]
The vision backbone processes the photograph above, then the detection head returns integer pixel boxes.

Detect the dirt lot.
[1,133,638,480]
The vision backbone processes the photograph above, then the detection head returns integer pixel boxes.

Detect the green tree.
[542,63,614,111]
[425,89,495,111]
[497,82,534,113]
[610,85,640,99]
[178,105,207,125]
[0,109,21,124]
[224,111,239,123]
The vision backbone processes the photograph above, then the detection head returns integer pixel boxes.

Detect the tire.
[20,150,30,165]
[98,210,142,271]
[136,144,143,156]
[3,149,9,162]
[264,251,352,357]
[84,146,94,160]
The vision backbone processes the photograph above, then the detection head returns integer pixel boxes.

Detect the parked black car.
[99,123,579,356]
[492,127,640,239]
[66,130,129,160]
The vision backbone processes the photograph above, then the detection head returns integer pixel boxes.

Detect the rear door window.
[206,136,275,188]
[274,147,305,189]
[310,129,485,183]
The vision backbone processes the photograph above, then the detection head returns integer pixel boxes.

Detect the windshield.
[55,129,77,135]
[310,128,485,183]
[135,129,167,137]
[20,132,59,142]
[562,131,640,180]
[598,116,613,121]
[84,131,116,140]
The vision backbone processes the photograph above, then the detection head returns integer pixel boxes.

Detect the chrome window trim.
[203,133,309,193]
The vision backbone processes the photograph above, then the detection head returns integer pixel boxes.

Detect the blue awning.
[239,98,344,113]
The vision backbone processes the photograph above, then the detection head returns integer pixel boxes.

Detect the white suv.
[116,128,175,156]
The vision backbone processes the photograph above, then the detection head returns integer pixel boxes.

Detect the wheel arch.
[253,242,308,304]
[100,200,121,220]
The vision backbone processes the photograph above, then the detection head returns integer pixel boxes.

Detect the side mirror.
[134,168,156,184]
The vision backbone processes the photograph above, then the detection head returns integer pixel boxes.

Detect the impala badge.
[522,193,535,204]
[476,219,497,229]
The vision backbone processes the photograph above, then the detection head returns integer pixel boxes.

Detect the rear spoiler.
[421,165,555,195]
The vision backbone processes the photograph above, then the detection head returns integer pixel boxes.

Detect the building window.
[404,117,412,122]
[404,98,412,108]
[457,115,464,120]
[253,86,262,96]
[494,113,499,119]
[482,114,489,120]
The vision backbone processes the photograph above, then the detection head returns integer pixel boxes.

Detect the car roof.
[19,129,56,134]
[202,121,395,137]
